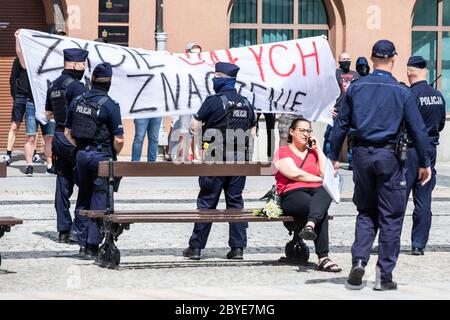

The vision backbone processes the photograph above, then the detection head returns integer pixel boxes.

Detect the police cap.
[92,62,112,78]
[215,62,240,78]
[407,56,427,69]
[63,48,88,62]
[356,56,369,66]
[371,40,397,58]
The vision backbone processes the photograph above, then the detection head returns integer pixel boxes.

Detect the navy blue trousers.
[351,146,407,282]
[52,132,76,232]
[188,176,248,249]
[74,150,111,247]
[405,146,437,250]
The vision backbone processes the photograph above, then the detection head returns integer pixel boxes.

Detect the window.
[412,0,450,111]
[229,0,328,48]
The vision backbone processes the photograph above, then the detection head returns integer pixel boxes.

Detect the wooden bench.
[0,217,23,266]
[80,160,314,269]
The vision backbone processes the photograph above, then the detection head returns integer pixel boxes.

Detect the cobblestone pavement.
[1,199,450,299]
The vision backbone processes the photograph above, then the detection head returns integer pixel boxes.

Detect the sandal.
[299,225,317,241]
[317,258,342,273]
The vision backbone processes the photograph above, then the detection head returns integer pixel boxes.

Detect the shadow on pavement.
[4,244,450,260]
[304,277,349,285]
[33,231,60,243]
[0,269,17,275]
[117,259,316,271]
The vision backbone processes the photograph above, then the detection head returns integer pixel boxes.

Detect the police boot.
[84,244,99,260]
[183,247,201,260]
[226,248,243,260]
[78,246,87,258]
[411,247,424,256]
[373,281,398,291]
[347,259,365,288]
[68,232,78,245]
[58,231,70,243]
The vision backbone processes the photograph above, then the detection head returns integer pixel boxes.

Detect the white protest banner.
[19,29,339,124]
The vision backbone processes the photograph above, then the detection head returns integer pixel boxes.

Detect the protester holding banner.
[6,30,43,176]
[272,117,341,273]
[183,62,257,260]
[65,62,124,259]
[46,48,89,244]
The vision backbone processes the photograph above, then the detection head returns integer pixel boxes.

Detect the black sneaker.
[25,165,33,177]
[3,155,11,166]
[46,166,55,175]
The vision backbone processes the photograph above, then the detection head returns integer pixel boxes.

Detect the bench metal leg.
[0,225,11,267]
[279,222,310,265]
[96,221,128,270]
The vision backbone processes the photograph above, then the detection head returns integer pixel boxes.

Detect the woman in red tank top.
[272,117,341,272]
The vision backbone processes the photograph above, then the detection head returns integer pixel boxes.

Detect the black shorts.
[10,95,27,123]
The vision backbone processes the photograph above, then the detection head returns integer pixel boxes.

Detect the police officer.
[183,62,257,260]
[405,56,446,256]
[46,48,88,243]
[65,62,124,258]
[329,40,432,291]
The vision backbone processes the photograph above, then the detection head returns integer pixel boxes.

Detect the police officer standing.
[405,56,446,256]
[46,48,88,243]
[65,62,124,258]
[329,40,432,291]
[183,62,257,260]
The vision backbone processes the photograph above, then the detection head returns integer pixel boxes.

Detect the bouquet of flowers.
[252,198,284,219]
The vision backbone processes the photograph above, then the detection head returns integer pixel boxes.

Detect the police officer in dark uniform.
[46,48,88,243]
[183,62,257,260]
[329,40,432,291]
[405,56,446,256]
[65,62,124,258]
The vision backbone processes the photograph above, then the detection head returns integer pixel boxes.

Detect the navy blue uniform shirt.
[194,87,257,128]
[410,80,446,146]
[329,69,430,167]
[66,88,124,141]
[45,70,86,112]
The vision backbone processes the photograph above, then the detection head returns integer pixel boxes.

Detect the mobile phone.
[308,138,315,148]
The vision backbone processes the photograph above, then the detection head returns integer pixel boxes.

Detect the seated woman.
[272,117,341,272]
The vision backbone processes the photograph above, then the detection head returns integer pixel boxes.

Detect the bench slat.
[0,216,23,226]
[106,213,294,224]
[98,162,273,177]
[81,208,259,218]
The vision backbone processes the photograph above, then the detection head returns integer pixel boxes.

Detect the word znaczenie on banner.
[19,29,339,124]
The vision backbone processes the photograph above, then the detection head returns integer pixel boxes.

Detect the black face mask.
[356,64,370,77]
[64,69,85,80]
[339,60,351,72]
[92,81,111,92]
